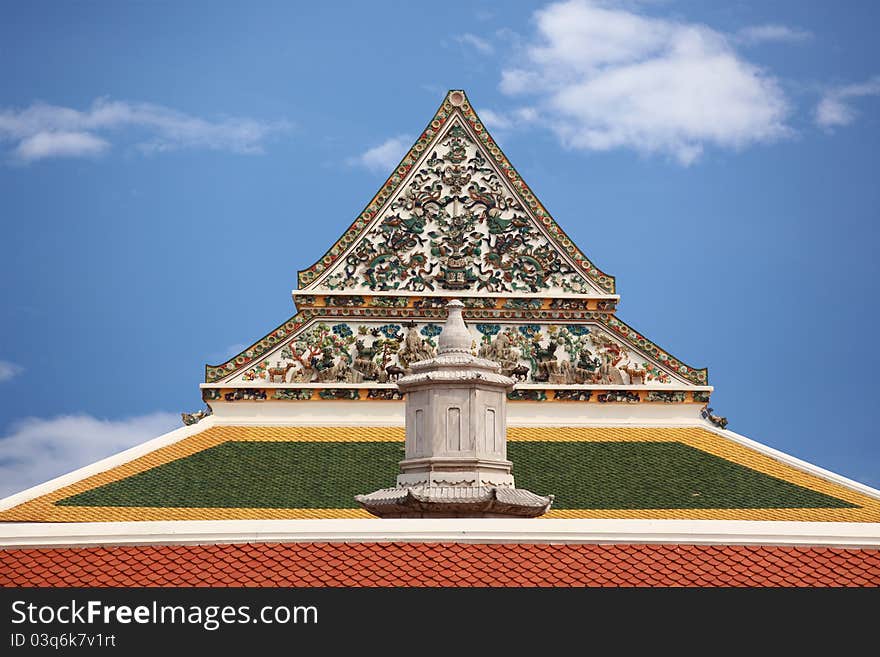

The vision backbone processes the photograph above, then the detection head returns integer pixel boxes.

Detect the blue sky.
[1,0,878,495]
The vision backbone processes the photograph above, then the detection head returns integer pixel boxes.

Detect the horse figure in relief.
[267,362,296,383]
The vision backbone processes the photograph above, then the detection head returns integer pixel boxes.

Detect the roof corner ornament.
[356,300,554,518]
[701,406,729,430]
[181,407,212,426]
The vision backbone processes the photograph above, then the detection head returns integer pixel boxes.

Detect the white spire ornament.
[356,300,553,518]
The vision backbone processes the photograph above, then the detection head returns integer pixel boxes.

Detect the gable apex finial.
[448,90,466,107]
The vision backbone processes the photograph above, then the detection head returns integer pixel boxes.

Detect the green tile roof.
[58,441,856,510]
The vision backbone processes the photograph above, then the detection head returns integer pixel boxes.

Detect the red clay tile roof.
[2,542,879,587]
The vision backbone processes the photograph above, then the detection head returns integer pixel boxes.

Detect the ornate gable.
[215,317,697,388]
[203,90,708,398]
[298,90,615,296]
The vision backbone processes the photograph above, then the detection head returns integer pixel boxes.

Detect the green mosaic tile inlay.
[57,441,857,510]
[509,442,856,510]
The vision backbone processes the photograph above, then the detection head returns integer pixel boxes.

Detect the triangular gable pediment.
[298,91,614,296]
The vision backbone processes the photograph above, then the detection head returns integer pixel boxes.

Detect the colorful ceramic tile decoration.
[204,90,706,393]
[198,92,708,392]
[220,320,695,388]
[297,92,615,294]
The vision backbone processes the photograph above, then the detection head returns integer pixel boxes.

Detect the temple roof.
[3,424,878,523]
[4,542,878,587]
[2,90,877,588]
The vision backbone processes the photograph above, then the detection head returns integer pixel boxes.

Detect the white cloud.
[498,0,791,165]
[456,33,494,54]
[479,108,513,130]
[815,77,880,129]
[14,131,109,161]
[0,361,23,382]
[0,412,180,498]
[479,107,540,130]
[348,134,412,173]
[0,98,290,162]
[736,24,812,45]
